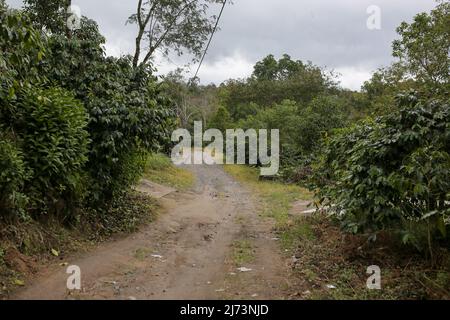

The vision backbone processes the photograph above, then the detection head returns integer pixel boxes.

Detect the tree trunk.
[66,0,72,39]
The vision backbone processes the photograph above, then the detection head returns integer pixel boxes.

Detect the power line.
[192,0,227,81]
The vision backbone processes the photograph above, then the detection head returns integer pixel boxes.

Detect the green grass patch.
[279,220,315,249]
[144,153,195,191]
[134,247,151,261]
[223,165,311,226]
[232,240,255,265]
[224,165,313,249]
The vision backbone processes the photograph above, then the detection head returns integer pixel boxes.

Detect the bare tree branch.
[141,0,197,66]
[133,0,158,67]
[131,0,221,69]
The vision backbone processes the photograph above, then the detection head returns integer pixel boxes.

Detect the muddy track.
[13,165,296,300]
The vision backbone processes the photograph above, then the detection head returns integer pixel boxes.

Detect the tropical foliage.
[193,2,449,252]
[311,94,449,251]
[0,6,176,221]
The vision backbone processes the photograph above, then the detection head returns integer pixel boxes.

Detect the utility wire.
[192,0,227,81]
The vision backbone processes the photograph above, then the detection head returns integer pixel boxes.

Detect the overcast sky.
[6,0,437,90]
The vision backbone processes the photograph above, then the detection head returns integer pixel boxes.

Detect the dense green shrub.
[0,135,30,217]
[233,98,348,181]
[13,87,90,216]
[40,31,176,201]
[311,93,450,250]
[82,62,176,201]
[0,9,45,108]
[1,8,176,219]
[208,106,232,132]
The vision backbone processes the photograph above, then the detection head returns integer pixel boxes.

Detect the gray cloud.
[6,0,438,89]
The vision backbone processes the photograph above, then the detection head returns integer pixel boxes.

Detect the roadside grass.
[223,164,450,300]
[144,153,195,191]
[223,165,313,250]
[278,221,315,250]
[134,247,152,261]
[290,217,450,300]
[232,240,255,266]
[223,165,311,226]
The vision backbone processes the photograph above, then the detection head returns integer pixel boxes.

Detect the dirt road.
[14,165,296,300]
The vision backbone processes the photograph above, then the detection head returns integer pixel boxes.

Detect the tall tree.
[23,0,103,43]
[252,54,279,81]
[252,54,304,81]
[392,1,449,93]
[128,0,224,68]
[23,0,72,36]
